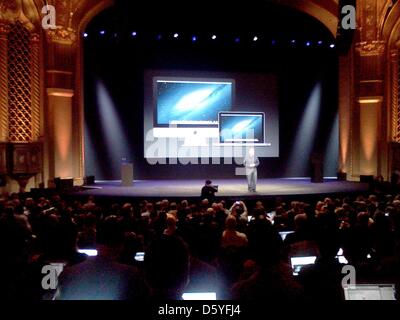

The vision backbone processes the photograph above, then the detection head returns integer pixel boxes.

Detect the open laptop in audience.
[182,292,217,300]
[290,256,317,276]
[77,249,98,257]
[279,231,294,241]
[290,248,348,276]
[343,284,396,300]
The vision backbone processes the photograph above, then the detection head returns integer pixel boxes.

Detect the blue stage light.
[306,41,311,47]
[291,39,296,44]
[235,37,240,43]
[211,35,217,40]
[318,40,323,45]
[100,30,105,35]
[192,36,197,42]
[174,33,179,38]
[157,34,162,40]
[132,31,137,37]
[330,43,335,48]
[83,32,88,38]
[271,39,276,45]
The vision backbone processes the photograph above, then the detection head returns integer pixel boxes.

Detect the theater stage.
[71,178,370,201]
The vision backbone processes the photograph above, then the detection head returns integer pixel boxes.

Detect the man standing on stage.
[243,147,259,192]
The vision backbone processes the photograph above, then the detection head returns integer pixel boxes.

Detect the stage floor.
[73,178,369,200]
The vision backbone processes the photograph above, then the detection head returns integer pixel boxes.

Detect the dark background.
[83,0,339,180]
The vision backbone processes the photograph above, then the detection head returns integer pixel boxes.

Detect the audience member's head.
[164,213,177,236]
[225,215,237,230]
[96,215,125,251]
[144,235,189,299]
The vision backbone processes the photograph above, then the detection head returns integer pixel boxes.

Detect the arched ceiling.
[26,0,340,36]
[4,0,397,44]
[277,0,339,37]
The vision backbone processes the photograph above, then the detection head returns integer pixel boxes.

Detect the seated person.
[200,180,218,203]
[229,201,248,223]
[55,216,148,300]
[231,222,302,300]
[144,235,190,300]
[297,233,345,301]
[221,215,248,249]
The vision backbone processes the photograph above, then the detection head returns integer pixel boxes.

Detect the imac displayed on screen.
[219,112,268,145]
[144,70,279,158]
[155,78,234,127]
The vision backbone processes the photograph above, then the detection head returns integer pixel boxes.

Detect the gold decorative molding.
[47,88,75,98]
[391,49,399,141]
[31,32,40,141]
[0,26,8,142]
[356,41,386,56]
[0,22,10,35]
[357,96,384,104]
[0,0,17,12]
[0,0,37,32]
[45,26,77,45]
[7,21,33,142]
[391,48,399,60]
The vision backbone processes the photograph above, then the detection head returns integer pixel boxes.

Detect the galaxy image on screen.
[219,113,264,143]
[156,80,233,126]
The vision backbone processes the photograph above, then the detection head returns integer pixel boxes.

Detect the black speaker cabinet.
[337,172,347,181]
[0,174,6,187]
[360,175,374,183]
[54,177,74,191]
[0,143,7,174]
[310,153,324,183]
[84,176,95,185]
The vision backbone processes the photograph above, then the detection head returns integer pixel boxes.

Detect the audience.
[0,184,399,300]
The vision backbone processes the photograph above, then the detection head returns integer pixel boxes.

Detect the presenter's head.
[205,180,212,186]
[248,147,255,157]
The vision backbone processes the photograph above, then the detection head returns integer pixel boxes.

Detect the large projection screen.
[144,70,279,160]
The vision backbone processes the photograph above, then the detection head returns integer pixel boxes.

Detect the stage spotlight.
[306,41,311,47]
[324,113,339,177]
[318,40,323,45]
[330,43,335,48]
[173,33,179,38]
[157,34,162,40]
[132,31,137,37]
[271,39,276,45]
[286,83,322,177]
[192,36,197,42]
[291,39,296,44]
[100,30,105,35]
[253,36,258,41]
[96,81,130,180]
[83,32,88,38]
[235,37,240,43]
[211,34,217,40]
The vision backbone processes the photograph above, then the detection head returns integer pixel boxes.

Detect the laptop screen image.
[182,292,217,300]
[290,256,317,276]
[279,231,294,241]
[343,284,396,300]
[78,249,98,257]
